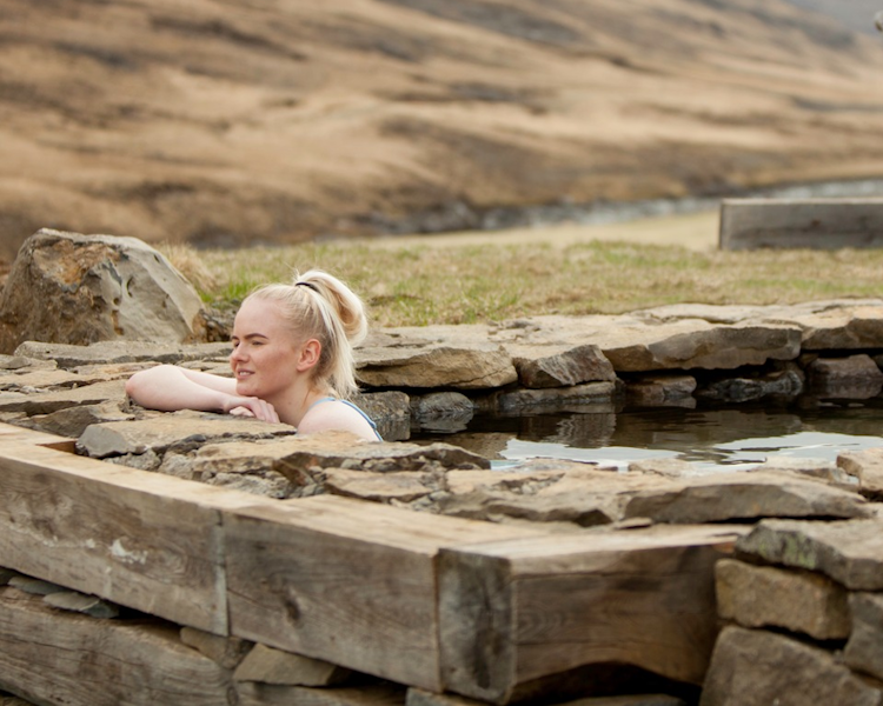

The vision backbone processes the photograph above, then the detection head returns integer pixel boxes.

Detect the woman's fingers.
[228,406,256,418]
[225,397,280,424]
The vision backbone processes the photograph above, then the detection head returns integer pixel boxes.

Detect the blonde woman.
[125,270,380,441]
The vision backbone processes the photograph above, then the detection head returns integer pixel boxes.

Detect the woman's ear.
[296,339,322,372]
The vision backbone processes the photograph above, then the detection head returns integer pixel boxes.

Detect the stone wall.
[4,299,883,704]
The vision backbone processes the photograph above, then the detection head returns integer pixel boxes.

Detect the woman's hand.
[221,395,281,423]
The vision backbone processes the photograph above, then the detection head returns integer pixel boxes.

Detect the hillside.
[784,0,883,35]
[2,0,883,257]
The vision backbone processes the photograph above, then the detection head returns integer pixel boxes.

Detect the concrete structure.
[719,198,883,250]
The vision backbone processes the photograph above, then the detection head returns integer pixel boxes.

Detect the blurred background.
[1,0,882,259]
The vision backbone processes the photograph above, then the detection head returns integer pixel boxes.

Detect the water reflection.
[415,400,883,471]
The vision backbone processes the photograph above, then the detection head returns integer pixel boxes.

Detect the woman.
[125,269,381,441]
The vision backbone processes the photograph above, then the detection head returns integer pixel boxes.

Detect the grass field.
[163,211,883,328]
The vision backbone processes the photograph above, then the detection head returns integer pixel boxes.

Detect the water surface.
[414,400,883,472]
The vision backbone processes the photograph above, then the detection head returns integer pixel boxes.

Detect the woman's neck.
[272,384,331,428]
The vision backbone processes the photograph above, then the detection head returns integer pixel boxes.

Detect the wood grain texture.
[439,526,743,704]
[0,586,233,706]
[0,422,74,451]
[238,682,406,706]
[0,441,270,633]
[226,495,540,691]
[0,585,405,706]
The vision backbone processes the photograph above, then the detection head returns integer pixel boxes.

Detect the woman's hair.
[245,269,368,400]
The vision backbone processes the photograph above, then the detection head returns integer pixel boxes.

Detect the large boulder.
[0,229,205,353]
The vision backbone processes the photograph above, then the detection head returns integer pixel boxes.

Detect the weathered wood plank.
[0,584,405,706]
[0,441,269,633]
[238,682,406,706]
[439,525,744,704]
[0,422,74,451]
[0,585,233,706]
[225,495,543,692]
[719,198,883,251]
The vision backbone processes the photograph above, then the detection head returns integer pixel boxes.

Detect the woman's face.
[229,297,302,402]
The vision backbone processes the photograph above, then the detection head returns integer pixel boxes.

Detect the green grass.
[162,239,883,327]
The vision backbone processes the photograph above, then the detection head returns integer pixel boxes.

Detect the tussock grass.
[160,239,883,327]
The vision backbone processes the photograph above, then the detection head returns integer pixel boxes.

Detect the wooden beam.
[225,495,541,692]
[0,585,407,706]
[0,422,74,451]
[0,441,267,634]
[0,585,233,706]
[438,525,744,704]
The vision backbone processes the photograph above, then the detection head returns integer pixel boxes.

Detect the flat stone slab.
[622,472,870,524]
[715,559,850,640]
[736,517,883,590]
[701,625,883,706]
[15,340,232,367]
[845,592,883,683]
[357,342,518,389]
[0,380,127,415]
[76,411,297,458]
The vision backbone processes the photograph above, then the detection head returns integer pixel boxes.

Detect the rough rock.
[355,390,412,439]
[0,368,99,392]
[624,374,697,408]
[493,381,619,413]
[627,458,698,479]
[0,354,56,371]
[14,339,231,368]
[269,433,491,483]
[638,300,883,352]
[0,380,126,416]
[572,320,801,372]
[845,593,883,683]
[27,401,134,439]
[357,342,517,389]
[437,488,625,527]
[508,343,615,388]
[76,411,297,458]
[714,559,850,640]
[787,301,883,351]
[233,643,351,686]
[735,517,883,591]
[324,469,434,504]
[622,472,870,524]
[700,626,883,706]
[433,463,661,527]
[0,229,206,353]
[410,391,475,433]
[157,448,297,498]
[839,448,883,498]
[695,366,804,404]
[750,456,857,489]
[806,354,883,399]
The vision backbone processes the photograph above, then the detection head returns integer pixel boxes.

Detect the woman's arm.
[125,365,281,422]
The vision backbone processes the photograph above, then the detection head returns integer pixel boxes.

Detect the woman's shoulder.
[299,398,380,441]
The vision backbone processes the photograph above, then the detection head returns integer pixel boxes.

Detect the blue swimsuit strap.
[308,396,382,441]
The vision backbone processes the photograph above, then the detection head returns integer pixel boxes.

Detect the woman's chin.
[235,380,256,397]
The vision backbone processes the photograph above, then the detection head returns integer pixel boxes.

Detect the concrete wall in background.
[719,198,883,250]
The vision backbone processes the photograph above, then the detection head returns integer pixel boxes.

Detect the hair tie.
[295,281,320,293]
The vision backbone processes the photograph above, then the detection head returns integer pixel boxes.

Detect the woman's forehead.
[233,298,290,336]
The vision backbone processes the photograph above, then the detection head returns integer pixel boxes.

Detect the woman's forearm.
[125,365,232,413]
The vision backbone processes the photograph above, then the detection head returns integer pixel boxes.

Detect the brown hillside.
[2,0,883,256]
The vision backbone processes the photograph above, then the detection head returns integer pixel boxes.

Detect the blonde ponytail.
[246,269,367,399]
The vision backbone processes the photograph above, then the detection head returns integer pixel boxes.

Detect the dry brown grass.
[170,239,883,327]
